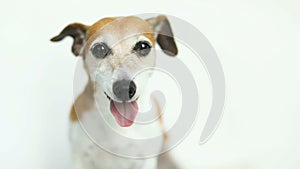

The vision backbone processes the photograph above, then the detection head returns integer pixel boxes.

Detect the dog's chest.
[69,110,162,169]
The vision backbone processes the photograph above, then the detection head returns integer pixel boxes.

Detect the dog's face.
[84,17,157,103]
[51,15,177,127]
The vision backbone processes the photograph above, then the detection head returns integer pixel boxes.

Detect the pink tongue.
[110,100,138,127]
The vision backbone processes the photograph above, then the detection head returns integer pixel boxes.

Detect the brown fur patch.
[86,17,118,41]
[70,81,95,122]
[143,32,155,45]
[70,105,78,121]
[86,17,155,47]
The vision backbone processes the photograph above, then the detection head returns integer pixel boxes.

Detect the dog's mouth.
[104,92,138,127]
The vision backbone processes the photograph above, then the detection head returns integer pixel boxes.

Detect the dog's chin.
[104,92,139,127]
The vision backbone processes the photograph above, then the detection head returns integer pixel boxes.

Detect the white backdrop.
[1,0,300,169]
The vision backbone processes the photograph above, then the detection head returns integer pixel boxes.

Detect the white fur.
[70,89,163,169]
[69,16,169,169]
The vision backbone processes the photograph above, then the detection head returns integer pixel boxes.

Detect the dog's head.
[51,15,177,127]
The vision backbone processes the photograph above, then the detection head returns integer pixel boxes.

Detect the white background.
[1,0,300,169]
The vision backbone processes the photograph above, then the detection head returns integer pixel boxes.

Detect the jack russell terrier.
[51,15,179,169]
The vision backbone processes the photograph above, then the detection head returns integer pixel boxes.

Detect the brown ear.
[147,15,178,56]
[51,23,89,56]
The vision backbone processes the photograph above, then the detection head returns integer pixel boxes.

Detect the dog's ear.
[51,23,89,56]
[147,15,178,56]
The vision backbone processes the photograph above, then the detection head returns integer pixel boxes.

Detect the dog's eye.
[91,43,111,59]
[133,41,151,56]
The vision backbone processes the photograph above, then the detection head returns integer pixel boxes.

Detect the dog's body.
[69,83,162,169]
[51,15,178,169]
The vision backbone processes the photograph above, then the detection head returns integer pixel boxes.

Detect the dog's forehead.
[86,16,155,45]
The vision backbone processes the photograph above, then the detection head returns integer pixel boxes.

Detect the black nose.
[112,80,136,101]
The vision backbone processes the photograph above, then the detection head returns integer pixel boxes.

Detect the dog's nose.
[113,80,136,101]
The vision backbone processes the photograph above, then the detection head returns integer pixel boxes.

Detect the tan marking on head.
[143,32,155,45]
[113,16,155,44]
[86,17,118,41]
[85,16,155,49]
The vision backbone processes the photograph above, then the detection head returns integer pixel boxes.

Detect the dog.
[51,15,179,169]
